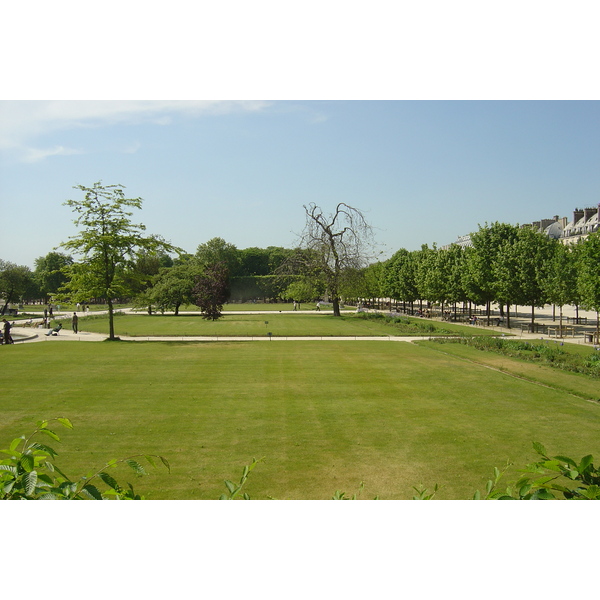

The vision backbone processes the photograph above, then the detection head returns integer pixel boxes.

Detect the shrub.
[0,418,169,500]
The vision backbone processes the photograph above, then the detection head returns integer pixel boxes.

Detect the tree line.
[356,221,600,336]
[1,183,599,339]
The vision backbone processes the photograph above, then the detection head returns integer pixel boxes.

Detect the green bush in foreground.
[0,418,170,499]
[473,442,600,500]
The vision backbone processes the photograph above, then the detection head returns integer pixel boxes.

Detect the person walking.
[2,318,14,344]
[72,312,79,334]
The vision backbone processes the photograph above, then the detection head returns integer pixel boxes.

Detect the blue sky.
[1,100,599,268]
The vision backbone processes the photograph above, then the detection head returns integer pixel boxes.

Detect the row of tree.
[2,183,599,339]
[355,222,600,335]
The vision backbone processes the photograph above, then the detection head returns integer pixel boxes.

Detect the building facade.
[441,204,600,249]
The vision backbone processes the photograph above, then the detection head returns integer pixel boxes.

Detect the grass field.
[2,340,598,499]
[75,312,497,338]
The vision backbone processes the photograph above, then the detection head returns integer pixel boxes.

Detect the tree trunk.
[531,304,535,327]
[332,297,341,317]
[506,304,511,329]
[559,305,563,338]
[175,302,180,316]
[108,298,115,340]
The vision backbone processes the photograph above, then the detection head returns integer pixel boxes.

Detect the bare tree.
[296,203,374,316]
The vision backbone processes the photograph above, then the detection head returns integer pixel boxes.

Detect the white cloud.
[0,100,271,159]
[22,145,84,163]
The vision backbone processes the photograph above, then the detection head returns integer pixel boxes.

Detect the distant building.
[560,205,600,244]
[440,204,600,250]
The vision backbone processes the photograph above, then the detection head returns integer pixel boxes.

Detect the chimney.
[584,207,596,221]
[573,208,584,224]
[553,215,559,221]
[540,219,554,229]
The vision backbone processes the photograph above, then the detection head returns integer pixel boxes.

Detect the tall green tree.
[542,241,578,336]
[382,248,418,311]
[148,262,198,315]
[577,232,600,339]
[195,237,241,276]
[59,182,179,340]
[0,260,35,313]
[465,223,519,324]
[511,226,554,326]
[33,252,73,301]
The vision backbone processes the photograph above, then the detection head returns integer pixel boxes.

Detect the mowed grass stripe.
[1,341,598,499]
[76,313,495,338]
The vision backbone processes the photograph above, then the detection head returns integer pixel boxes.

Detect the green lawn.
[76,312,496,338]
[2,341,598,499]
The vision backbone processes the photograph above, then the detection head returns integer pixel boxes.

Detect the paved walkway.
[7,304,600,348]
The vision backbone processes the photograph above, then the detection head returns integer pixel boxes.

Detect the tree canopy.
[59,181,179,339]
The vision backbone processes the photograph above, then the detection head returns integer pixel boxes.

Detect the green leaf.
[519,483,532,497]
[578,455,594,473]
[9,437,24,452]
[144,455,156,469]
[0,465,17,476]
[56,418,74,429]
[98,471,119,490]
[541,460,562,472]
[0,449,21,458]
[554,455,577,468]
[37,473,54,486]
[218,494,229,500]
[532,488,556,500]
[20,454,34,473]
[579,485,600,499]
[30,443,59,458]
[473,490,481,500]
[24,470,38,496]
[81,484,103,500]
[532,442,547,457]
[224,480,236,495]
[38,428,60,442]
[2,480,15,494]
[159,456,171,473]
[38,492,59,500]
[485,479,493,494]
[125,459,147,475]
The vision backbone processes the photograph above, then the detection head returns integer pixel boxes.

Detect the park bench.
[547,325,575,338]
[520,323,547,334]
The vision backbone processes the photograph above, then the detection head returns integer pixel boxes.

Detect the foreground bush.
[0,418,169,499]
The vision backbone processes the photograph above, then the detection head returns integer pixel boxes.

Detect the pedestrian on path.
[72,312,79,334]
[2,319,14,344]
